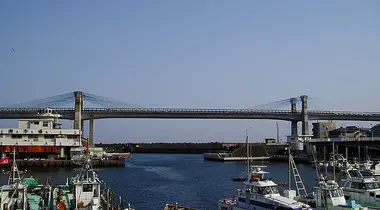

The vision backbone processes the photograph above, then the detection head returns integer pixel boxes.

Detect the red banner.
[0,156,10,165]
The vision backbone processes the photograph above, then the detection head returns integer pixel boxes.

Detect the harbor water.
[0,154,319,210]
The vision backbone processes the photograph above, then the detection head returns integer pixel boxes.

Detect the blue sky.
[0,1,379,143]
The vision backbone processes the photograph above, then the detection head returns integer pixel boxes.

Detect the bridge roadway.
[1,108,380,121]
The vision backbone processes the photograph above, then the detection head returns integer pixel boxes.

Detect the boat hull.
[218,198,309,210]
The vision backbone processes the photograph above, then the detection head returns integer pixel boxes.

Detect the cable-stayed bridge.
[1,91,380,146]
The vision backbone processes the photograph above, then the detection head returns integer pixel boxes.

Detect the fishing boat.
[0,148,28,210]
[52,146,134,210]
[0,148,52,210]
[298,143,370,209]
[24,176,52,210]
[336,167,380,209]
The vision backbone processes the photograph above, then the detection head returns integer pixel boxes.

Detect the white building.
[0,108,81,158]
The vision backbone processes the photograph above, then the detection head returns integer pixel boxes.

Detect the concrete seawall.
[0,159,125,168]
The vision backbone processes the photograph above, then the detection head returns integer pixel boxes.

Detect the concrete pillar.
[89,115,94,147]
[74,91,83,131]
[301,95,309,135]
[290,98,298,136]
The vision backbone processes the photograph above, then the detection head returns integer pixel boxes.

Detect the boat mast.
[288,145,291,190]
[333,141,336,181]
[246,128,249,176]
[8,147,20,185]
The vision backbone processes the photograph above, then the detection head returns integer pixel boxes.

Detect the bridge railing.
[79,108,300,114]
[1,108,380,116]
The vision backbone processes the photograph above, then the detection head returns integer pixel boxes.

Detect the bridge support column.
[74,91,83,133]
[290,98,298,136]
[301,95,309,135]
[89,115,94,148]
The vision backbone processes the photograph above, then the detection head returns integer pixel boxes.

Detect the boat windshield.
[329,189,344,198]
[365,182,380,190]
[348,170,362,178]
[258,186,279,195]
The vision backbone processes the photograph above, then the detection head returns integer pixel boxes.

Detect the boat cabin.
[315,180,347,208]
[72,160,102,209]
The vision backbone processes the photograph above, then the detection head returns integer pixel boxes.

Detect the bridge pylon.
[74,91,83,135]
[301,95,309,135]
[290,97,298,136]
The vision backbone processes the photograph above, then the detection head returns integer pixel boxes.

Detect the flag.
[0,156,10,165]
[85,142,89,152]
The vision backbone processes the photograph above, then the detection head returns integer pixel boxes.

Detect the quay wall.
[97,142,242,154]
[0,159,125,168]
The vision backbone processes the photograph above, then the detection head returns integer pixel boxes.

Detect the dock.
[0,159,125,168]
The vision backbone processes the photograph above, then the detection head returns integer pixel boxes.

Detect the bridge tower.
[290,97,298,136]
[301,95,309,135]
[89,114,94,147]
[74,91,83,132]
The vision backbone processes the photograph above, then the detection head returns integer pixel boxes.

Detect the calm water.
[0,154,318,210]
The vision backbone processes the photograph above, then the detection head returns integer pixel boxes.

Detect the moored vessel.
[337,167,380,209]
[52,146,134,210]
[0,148,52,210]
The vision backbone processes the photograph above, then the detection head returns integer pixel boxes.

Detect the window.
[11,135,22,139]
[366,182,380,190]
[43,122,48,127]
[330,189,340,197]
[271,186,279,194]
[83,184,93,192]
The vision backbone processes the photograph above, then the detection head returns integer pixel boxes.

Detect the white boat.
[218,165,312,210]
[313,179,368,210]
[337,167,380,209]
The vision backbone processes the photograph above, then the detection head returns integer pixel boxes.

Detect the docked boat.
[0,149,28,210]
[52,147,134,210]
[0,148,52,210]
[304,179,368,210]
[218,165,312,210]
[297,146,369,210]
[337,167,380,209]
[24,176,53,210]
